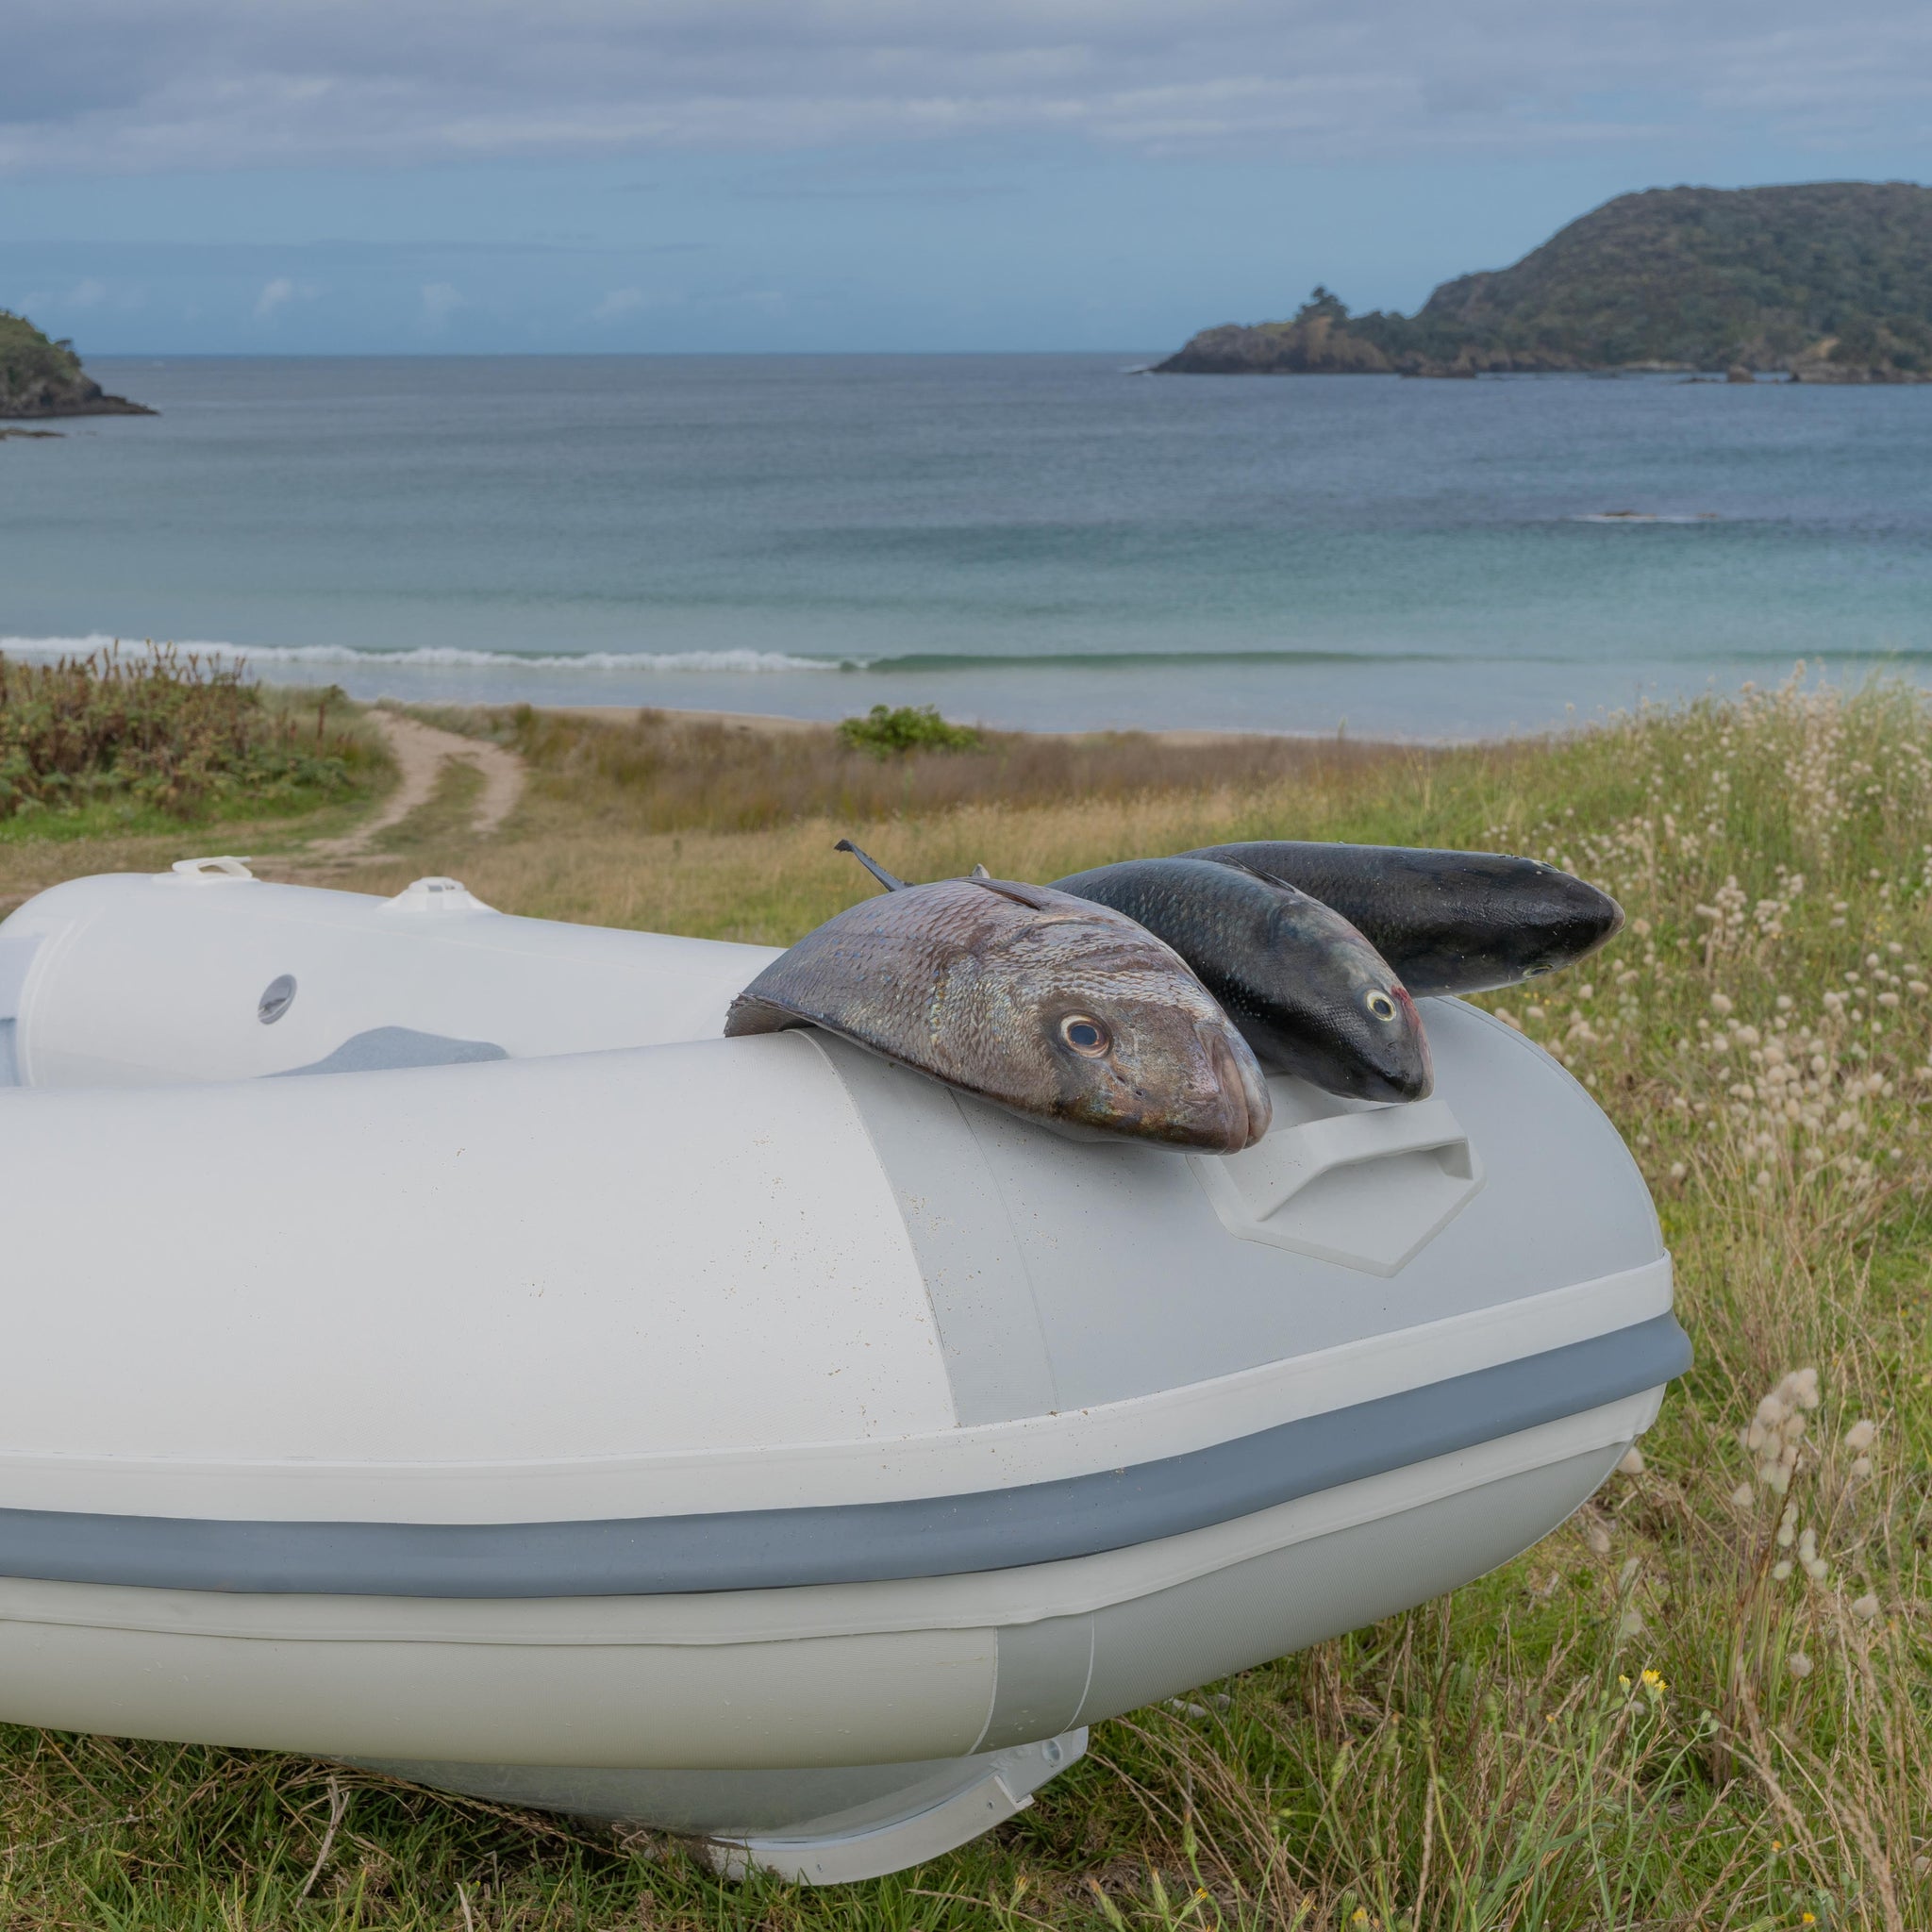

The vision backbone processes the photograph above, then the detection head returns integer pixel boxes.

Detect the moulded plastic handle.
[1238,1097,1475,1221]
[1191,1092,1485,1275]
[166,856,256,881]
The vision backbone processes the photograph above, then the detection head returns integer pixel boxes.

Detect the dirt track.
[308,712,525,859]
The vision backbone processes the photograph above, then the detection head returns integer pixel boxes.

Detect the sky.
[3,0,1930,355]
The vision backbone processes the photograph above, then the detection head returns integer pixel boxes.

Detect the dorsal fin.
[968,875,1058,910]
[835,840,909,891]
[1201,852,1309,897]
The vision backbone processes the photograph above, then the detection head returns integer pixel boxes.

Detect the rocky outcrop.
[1158,305,1400,375]
[0,311,153,418]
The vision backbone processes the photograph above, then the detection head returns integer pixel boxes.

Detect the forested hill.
[0,311,153,418]
[1157,182,1932,382]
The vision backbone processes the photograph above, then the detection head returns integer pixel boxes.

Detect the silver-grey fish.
[1051,857,1432,1102]
[724,845,1270,1152]
[1182,841,1624,997]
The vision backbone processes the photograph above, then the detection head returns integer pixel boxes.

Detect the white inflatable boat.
[0,860,1688,1882]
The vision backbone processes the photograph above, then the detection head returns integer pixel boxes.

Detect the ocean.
[5,354,1930,739]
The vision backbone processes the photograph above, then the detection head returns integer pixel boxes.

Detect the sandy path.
[308,712,525,859]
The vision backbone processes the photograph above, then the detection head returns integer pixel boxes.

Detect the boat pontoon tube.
[0,866,1688,1882]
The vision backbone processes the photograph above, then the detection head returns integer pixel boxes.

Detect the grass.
[0,675,1924,1928]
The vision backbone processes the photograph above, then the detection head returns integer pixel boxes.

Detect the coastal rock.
[0,310,153,419]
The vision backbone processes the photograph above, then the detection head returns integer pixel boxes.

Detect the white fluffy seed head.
[1844,1419,1877,1452]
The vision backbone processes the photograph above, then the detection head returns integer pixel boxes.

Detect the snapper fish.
[1051,856,1432,1103]
[724,841,1271,1153]
[1180,841,1624,997]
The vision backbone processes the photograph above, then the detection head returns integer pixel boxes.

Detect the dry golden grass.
[448,699,1441,829]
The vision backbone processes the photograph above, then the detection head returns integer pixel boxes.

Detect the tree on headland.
[0,310,154,419]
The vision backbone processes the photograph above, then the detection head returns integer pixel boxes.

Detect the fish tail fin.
[835,839,909,891]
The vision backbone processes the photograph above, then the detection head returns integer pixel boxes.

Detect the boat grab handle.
[166,856,256,882]
[1190,1093,1484,1275]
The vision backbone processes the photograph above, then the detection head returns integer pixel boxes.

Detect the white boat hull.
[0,867,1687,1878]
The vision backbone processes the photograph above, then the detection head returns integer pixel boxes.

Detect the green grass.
[0,675,1924,1928]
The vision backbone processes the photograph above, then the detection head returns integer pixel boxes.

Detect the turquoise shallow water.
[4,354,1930,737]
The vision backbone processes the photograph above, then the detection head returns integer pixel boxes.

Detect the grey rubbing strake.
[1051,857,1432,1103]
[724,843,1271,1153]
[1182,842,1625,998]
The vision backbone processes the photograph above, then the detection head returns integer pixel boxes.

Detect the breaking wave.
[0,635,847,675]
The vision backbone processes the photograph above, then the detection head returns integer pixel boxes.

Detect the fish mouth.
[1384,985,1435,1101]
[1202,1024,1273,1152]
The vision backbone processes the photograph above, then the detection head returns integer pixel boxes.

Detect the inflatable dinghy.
[0,861,1688,1883]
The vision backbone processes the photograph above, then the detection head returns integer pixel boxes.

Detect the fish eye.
[1365,991,1399,1023]
[1059,1014,1111,1057]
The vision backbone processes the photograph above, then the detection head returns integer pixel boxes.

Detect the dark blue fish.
[1050,856,1431,1103]
[1182,842,1624,997]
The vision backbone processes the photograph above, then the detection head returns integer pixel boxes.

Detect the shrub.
[0,644,364,819]
[835,704,983,758]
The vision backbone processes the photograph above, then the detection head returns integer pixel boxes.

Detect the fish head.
[1202,867,1426,1102]
[1504,862,1626,980]
[954,879,1273,1152]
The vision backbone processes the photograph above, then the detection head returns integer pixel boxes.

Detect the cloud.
[253,275,296,318]
[418,279,463,328]
[591,287,646,321]
[0,0,1927,176]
